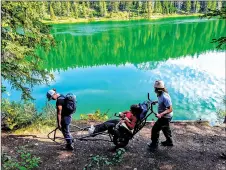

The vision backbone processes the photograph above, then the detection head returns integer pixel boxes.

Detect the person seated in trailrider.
[88,105,140,135]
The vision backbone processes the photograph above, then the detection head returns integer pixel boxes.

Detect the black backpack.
[59,93,76,114]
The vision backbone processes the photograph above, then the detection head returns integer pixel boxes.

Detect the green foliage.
[154,1,162,13]
[50,3,56,20]
[1,99,56,131]
[183,1,191,13]
[72,2,79,18]
[40,1,221,21]
[147,1,153,18]
[202,6,226,49]
[194,1,201,13]
[99,1,107,17]
[80,109,109,121]
[216,96,226,123]
[2,146,41,170]
[202,6,226,19]
[112,148,126,163]
[35,102,56,127]
[111,1,119,12]
[1,2,55,100]
[1,99,38,130]
[83,148,126,170]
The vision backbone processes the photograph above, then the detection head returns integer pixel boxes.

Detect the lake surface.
[5,17,225,122]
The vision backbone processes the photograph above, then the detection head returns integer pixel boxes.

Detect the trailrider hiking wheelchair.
[47,93,157,148]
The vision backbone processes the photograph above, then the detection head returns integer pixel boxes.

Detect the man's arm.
[57,105,62,129]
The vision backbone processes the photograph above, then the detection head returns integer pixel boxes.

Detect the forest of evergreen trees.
[39,1,224,20]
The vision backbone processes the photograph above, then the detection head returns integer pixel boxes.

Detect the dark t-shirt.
[56,95,70,117]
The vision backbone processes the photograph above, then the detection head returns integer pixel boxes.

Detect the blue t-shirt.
[158,92,173,118]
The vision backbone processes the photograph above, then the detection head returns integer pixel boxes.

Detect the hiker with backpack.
[46,89,76,151]
[148,80,174,150]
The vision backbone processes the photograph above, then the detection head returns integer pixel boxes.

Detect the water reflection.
[5,18,225,122]
[38,17,225,71]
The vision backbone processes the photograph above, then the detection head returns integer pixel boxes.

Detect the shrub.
[84,148,126,170]
[2,146,41,170]
[216,96,226,123]
[80,109,109,121]
[37,102,56,126]
[1,99,38,130]
[1,99,56,131]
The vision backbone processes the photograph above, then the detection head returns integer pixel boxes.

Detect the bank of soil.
[1,122,226,170]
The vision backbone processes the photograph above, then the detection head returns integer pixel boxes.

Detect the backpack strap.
[57,94,65,100]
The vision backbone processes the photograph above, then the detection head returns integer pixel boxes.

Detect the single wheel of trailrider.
[113,135,129,148]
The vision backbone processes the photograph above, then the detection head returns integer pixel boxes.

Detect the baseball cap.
[46,89,56,101]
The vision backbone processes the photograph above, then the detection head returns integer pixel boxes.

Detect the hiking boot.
[147,142,158,149]
[148,142,158,152]
[65,144,74,151]
[220,153,226,159]
[161,140,174,146]
[88,125,95,135]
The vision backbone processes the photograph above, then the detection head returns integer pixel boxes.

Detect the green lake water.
[5,17,226,122]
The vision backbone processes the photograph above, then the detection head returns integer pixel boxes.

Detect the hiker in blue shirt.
[148,80,174,150]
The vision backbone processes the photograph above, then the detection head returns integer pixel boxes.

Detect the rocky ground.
[1,122,226,170]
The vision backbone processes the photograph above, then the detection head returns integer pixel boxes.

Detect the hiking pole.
[47,127,59,142]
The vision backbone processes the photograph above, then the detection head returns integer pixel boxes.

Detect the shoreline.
[41,13,201,25]
[8,120,225,136]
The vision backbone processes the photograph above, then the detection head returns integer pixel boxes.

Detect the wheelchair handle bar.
[114,93,157,117]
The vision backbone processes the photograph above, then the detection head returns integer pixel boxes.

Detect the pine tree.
[40,2,48,19]
[103,1,107,16]
[142,1,148,14]
[135,1,142,16]
[66,1,71,17]
[195,1,201,13]
[211,0,217,11]
[72,1,78,18]
[183,0,191,13]
[81,1,86,18]
[154,1,162,13]
[99,1,107,17]
[50,3,56,20]
[207,1,212,11]
[147,1,153,18]
[169,1,176,14]
[2,2,55,99]
[217,1,222,10]
[162,1,169,14]
[125,1,133,11]
[112,1,119,12]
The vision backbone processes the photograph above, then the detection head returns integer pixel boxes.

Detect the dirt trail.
[2,122,226,170]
